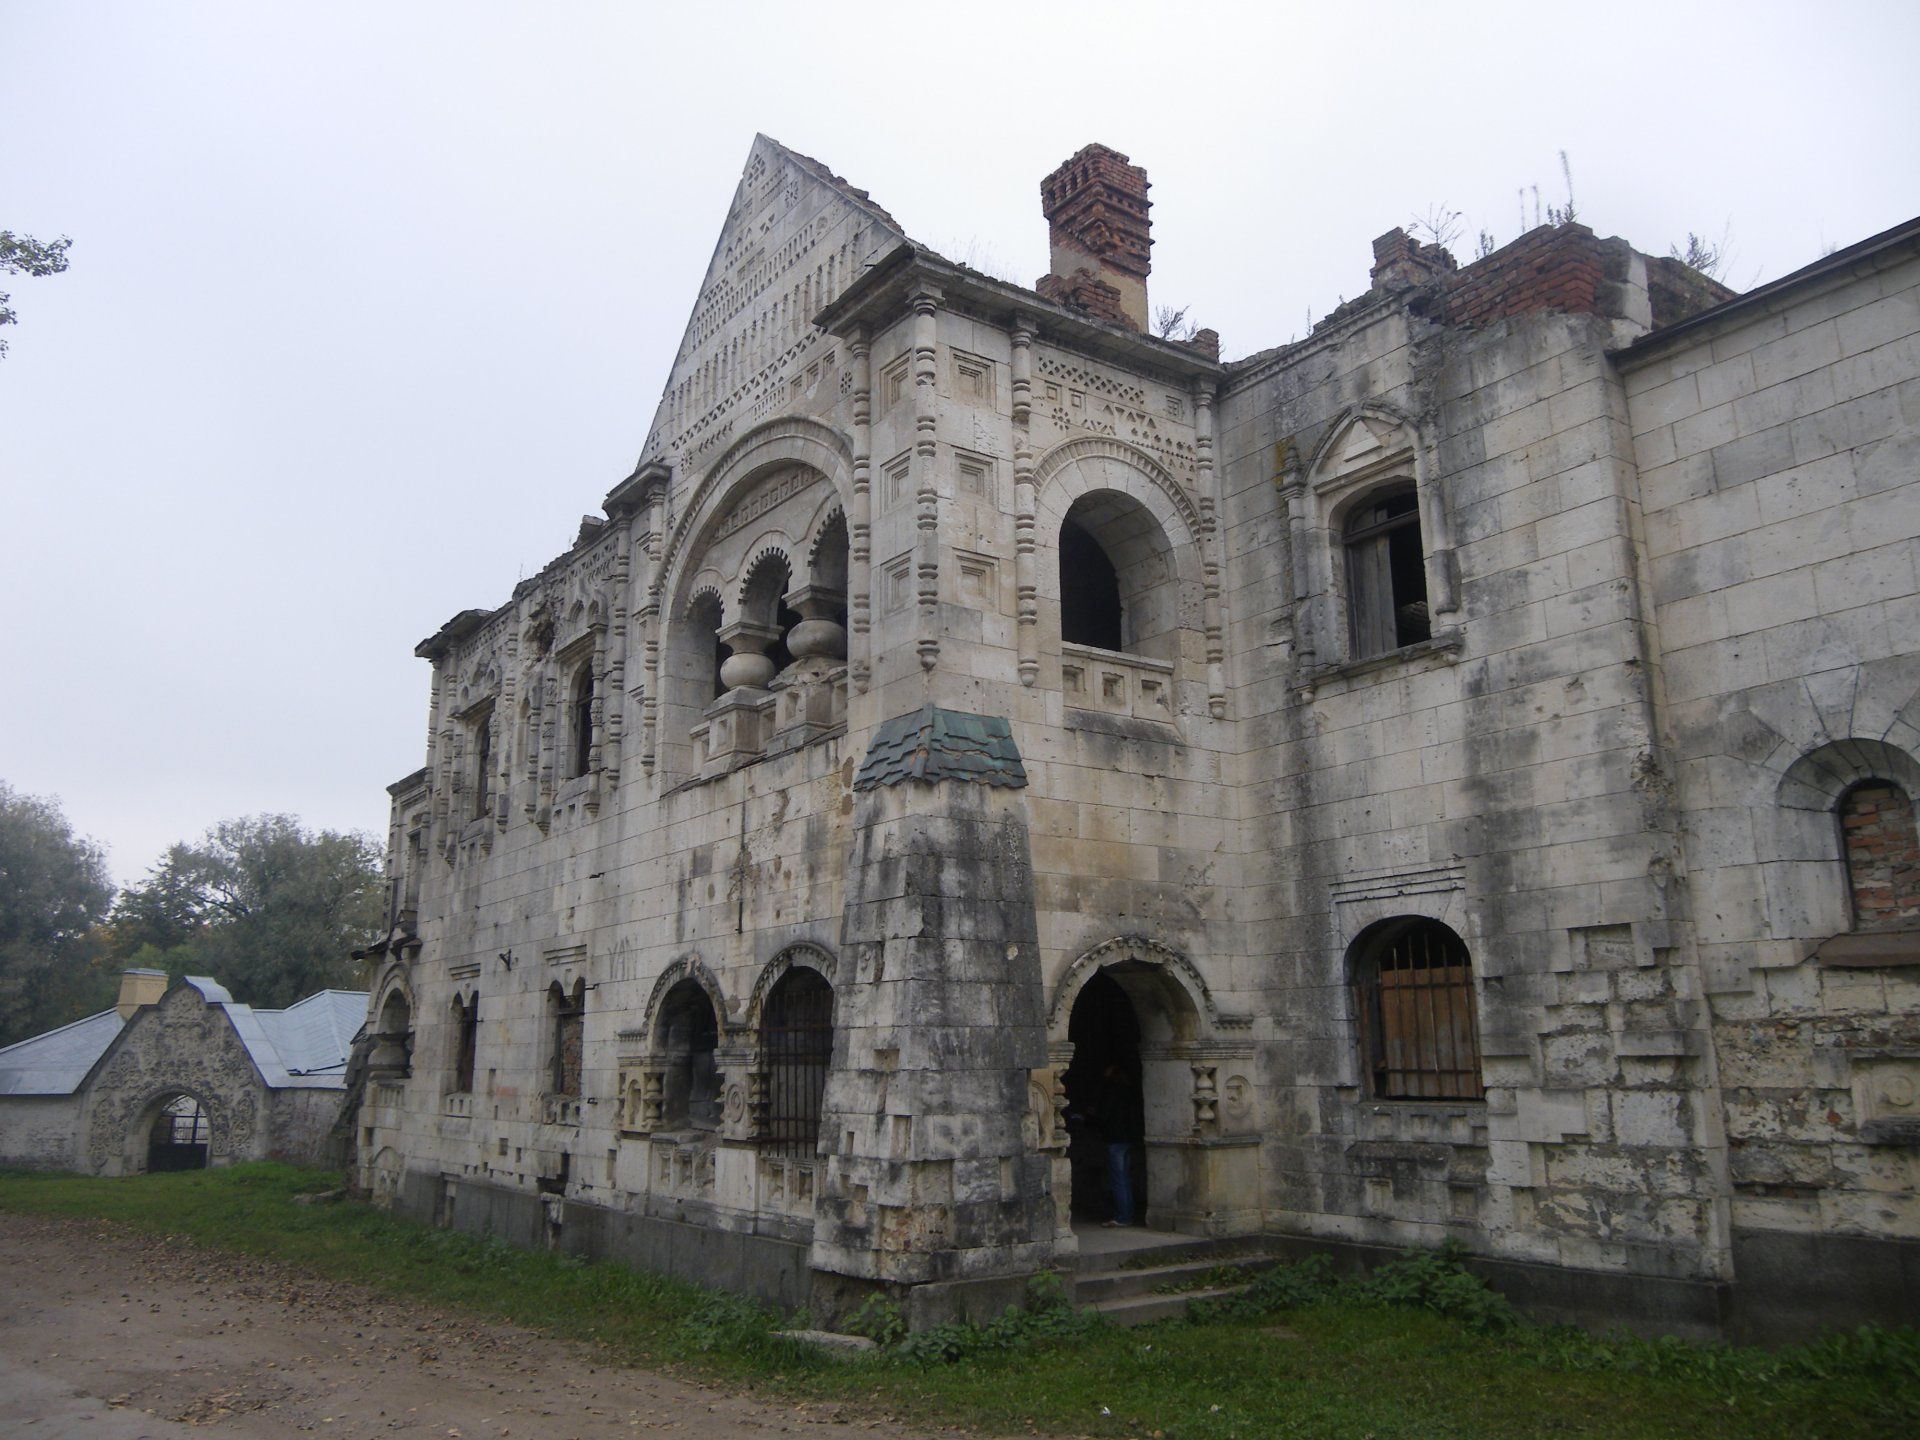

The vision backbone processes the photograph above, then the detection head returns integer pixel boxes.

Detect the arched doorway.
[1064,969,1145,1224]
[145,1094,210,1172]
[1050,938,1255,1239]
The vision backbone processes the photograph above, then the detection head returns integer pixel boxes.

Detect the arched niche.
[653,425,851,781]
[1033,438,1207,683]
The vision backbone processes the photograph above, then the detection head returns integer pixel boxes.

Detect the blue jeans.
[1106,1141,1135,1224]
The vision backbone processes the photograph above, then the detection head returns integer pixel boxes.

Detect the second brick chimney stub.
[1038,143,1152,331]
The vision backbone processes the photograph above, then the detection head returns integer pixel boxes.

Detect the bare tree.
[1670,224,1733,281]
[1409,204,1464,252]
[1154,304,1197,342]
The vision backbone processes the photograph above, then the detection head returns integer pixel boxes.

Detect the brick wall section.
[1441,224,1615,327]
[1035,269,1132,328]
[1364,223,1736,333]
[1842,782,1920,928]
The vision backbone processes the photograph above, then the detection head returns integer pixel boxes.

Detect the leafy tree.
[115,815,384,1009]
[107,844,211,957]
[0,783,115,1046]
[0,230,73,358]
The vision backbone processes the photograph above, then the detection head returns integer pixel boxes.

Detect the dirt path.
[0,1213,957,1440]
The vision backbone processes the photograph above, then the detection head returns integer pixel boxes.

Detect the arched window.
[471,705,493,819]
[657,979,721,1130]
[1060,514,1123,650]
[372,988,413,1079]
[1351,918,1483,1101]
[1344,484,1431,658]
[1839,781,1920,930]
[729,552,798,687]
[687,591,728,700]
[548,979,584,1097]
[451,993,478,1094]
[568,664,595,778]
[1057,491,1180,658]
[761,966,833,1155]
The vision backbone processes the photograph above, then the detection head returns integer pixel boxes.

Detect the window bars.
[1354,920,1484,1101]
[761,969,833,1156]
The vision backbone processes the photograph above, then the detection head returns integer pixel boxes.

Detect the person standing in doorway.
[1092,1061,1143,1226]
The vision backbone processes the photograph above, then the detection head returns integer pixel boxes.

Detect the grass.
[2,1162,1914,1440]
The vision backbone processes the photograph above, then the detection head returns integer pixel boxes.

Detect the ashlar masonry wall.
[1214,236,1730,1311]
[1621,232,1920,1332]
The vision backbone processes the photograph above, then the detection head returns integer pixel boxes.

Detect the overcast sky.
[3,0,1916,887]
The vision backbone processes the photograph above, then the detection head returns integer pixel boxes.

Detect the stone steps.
[1089,1282,1256,1327]
[1072,1244,1279,1326]
[1068,1232,1271,1274]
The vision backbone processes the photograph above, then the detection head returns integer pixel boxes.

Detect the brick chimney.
[116,967,168,1020]
[1037,144,1152,331]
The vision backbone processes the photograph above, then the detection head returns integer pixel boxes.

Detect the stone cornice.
[815,244,1224,387]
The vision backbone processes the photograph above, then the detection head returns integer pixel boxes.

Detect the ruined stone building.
[356,136,1920,1339]
[0,969,364,1173]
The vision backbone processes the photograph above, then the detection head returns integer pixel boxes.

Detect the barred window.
[1352,917,1483,1101]
[761,967,833,1156]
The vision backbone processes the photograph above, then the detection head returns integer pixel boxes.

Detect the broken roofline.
[812,242,1224,385]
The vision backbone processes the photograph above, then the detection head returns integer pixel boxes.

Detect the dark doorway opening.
[1060,515,1125,652]
[1063,969,1145,1223]
[146,1094,209,1172]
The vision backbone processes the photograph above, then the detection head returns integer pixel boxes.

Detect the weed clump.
[1351,1239,1519,1333]
[871,1272,1105,1366]
[1191,1242,1513,1332]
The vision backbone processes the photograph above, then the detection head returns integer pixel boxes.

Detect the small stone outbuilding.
[0,969,365,1174]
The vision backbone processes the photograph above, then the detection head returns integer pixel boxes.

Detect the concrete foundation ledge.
[395,1172,813,1312]
[1728,1227,1920,1346]
[1260,1233,1731,1342]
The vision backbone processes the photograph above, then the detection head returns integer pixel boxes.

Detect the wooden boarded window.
[549,980,584,1097]
[761,966,833,1156]
[569,665,595,778]
[1344,485,1431,659]
[1353,918,1483,1101]
[452,993,478,1094]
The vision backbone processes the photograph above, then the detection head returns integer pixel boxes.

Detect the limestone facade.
[358,136,1920,1338]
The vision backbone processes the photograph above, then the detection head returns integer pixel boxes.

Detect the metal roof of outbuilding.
[0,1009,126,1096]
[0,982,367,1097]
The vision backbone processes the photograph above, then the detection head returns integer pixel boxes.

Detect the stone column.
[705,620,781,769]
[772,585,849,743]
[810,707,1054,1329]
